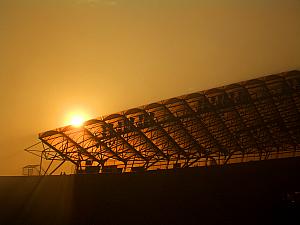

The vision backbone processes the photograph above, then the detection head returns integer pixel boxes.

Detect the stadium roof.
[27,70,300,174]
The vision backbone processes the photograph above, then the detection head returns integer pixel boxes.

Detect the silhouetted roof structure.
[27,70,300,174]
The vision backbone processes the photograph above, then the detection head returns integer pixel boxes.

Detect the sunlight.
[66,111,89,127]
[70,115,84,127]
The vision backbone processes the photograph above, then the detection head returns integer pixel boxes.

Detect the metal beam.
[201,94,244,158]
[59,131,104,165]
[181,99,226,155]
[40,138,78,166]
[241,85,282,157]
[123,113,170,160]
[102,119,149,163]
[140,109,187,158]
[82,126,126,163]
[160,104,206,165]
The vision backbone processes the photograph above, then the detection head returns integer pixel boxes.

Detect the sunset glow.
[68,113,87,127]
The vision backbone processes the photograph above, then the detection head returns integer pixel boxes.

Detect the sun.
[68,112,88,127]
[65,109,90,127]
[70,115,85,127]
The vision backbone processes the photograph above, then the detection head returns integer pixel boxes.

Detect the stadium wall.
[1,157,300,225]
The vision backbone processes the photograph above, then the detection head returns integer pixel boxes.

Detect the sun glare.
[69,115,85,127]
[65,109,90,127]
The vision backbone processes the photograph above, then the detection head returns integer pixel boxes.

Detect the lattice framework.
[26,71,300,174]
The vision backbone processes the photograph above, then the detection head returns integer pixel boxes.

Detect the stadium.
[26,70,300,175]
[1,70,299,225]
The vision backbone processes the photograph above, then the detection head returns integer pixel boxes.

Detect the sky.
[0,0,299,175]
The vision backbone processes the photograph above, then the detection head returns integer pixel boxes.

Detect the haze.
[0,0,300,175]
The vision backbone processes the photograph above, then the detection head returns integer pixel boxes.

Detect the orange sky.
[0,0,300,175]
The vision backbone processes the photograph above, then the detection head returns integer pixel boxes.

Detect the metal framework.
[25,70,300,174]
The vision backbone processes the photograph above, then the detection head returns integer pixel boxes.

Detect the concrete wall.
[1,157,300,225]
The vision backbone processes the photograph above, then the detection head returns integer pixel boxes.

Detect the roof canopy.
[30,71,300,173]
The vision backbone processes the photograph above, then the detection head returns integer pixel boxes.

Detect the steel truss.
[25,71,300,175]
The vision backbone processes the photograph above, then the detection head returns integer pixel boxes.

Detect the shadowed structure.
[26,71,300,174]
[1,157,300,225]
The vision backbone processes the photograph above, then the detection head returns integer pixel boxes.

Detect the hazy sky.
[0,0,299,175]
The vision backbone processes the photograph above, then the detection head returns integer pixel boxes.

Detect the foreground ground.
[0,157,299,225]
